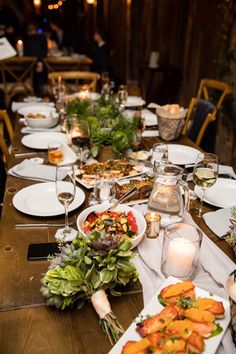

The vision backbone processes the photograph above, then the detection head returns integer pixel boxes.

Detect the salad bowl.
[77,203,146,249]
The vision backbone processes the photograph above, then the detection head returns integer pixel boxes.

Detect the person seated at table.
[24,22,48,97]
[91,29,109,75]
[44,28,59,56]
[49,21,71,54]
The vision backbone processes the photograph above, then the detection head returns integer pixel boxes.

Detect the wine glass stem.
[64,205,70,232]
[198,189,206,217]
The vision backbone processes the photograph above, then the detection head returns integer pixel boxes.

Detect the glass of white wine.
[55,165,77,242]
[193,152,218,217]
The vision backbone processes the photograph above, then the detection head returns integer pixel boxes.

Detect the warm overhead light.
[33,0,41,8]
[87,0,95,4]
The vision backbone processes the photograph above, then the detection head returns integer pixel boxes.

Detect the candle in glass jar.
[166,237,196,277]
[145,212,161,238]
[16,40,24,57]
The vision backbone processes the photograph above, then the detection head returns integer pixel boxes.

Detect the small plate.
[21,132,67,150]
[168,144,200,165]
[17,104,56,116]
[109,276,230,354]
[13,182,85,217]
[195,178,236,208]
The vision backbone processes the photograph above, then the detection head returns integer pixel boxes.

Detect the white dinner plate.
[109,276,230,354]
[13,182,85,216]
[125,96,146,107]
[17,104,56,116]
[195,178,236,208]
[168,144,200,165]
[21,132,68,149]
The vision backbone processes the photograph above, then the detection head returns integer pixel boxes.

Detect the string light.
[33,0,42,8]
[48,0,66,11]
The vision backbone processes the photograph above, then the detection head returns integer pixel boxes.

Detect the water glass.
[161,223,202,279]
[48,142,64,165]
[151,143,168,165]
[93,174,115,203]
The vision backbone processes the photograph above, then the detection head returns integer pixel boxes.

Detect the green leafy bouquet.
[67,96,139,156]
[40,232,138,344]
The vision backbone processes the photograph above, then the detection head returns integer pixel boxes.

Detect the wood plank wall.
[96,0,223,106]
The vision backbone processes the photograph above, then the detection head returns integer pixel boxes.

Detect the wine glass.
[193,152,218,217]
[56,96,68,133]
[55,165,77,242]
[71,119,90,168]
[118,85,128,109]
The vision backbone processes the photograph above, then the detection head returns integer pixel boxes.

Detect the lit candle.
[16,40,24,57]
[166,237,196,277]
[145,212,161,238]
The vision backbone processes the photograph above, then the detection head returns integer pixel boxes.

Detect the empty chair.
[48,71,100,93]
[0,109,14,170]
[182,79,231,150]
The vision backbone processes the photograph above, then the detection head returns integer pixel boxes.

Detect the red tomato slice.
[84,225,91,234]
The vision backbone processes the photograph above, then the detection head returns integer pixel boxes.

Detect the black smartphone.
[27,242,59,260]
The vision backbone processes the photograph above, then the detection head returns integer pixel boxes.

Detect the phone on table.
[27,242,59,260]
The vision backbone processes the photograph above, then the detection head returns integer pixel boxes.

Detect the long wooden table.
[0,123,235,354]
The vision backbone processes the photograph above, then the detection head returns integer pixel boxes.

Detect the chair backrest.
[182,78,231,146]
[0,110,14,169]
[48,71,100,93]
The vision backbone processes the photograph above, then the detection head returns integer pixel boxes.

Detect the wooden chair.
[182,79,231,146]
[0,110,14,170]
[48,71,100,93]
[0,56,37,105]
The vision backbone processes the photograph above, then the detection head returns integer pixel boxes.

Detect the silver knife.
[15,222,75,228]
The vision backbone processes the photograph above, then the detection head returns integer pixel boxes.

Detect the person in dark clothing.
[24,22,48,97]
[91,30,109,75]
[49,21,71,53]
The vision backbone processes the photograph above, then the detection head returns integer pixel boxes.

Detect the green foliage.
[67,96,138,156]
[40,233,138,311]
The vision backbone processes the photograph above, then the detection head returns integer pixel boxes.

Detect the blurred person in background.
[92,29,109,75]
[49,20,71,54]
[24,22,48,97]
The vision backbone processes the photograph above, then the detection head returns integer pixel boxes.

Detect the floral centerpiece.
[40,231,138,344]
[67,96,140,157]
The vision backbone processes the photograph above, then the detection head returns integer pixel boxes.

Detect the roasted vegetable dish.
[115,176,154,202]
[83,210,138,239]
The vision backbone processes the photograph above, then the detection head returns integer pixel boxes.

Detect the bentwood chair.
[48,71,100,93]
[0,109,14,170]
[182,79,231,147]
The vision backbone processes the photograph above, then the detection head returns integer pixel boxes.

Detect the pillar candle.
[16,40,24,57]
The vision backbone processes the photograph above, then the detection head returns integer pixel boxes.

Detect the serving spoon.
[103,187,137,212]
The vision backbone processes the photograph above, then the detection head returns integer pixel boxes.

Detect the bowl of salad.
[77,204,146,249]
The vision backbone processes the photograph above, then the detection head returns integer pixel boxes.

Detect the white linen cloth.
[58,143,77,165]
[142,130,159,137]
[11,101,55,113]
[141,109,158,126]
[131,203,235,354]
[8,159,66,182]
[203,208,233,238]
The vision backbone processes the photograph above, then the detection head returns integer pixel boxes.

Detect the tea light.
[145,212,161,238]
[16,40,24,57]
[166,237,196,277]
[77,85,91,100]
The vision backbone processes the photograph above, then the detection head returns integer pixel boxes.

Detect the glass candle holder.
[161,223,202,279]
[145,212,161,238]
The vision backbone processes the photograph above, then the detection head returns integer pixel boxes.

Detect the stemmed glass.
[55,165,77,242]
[56,96,68,133]
[193,152,218,217]
[118,85,128,109]
[71,119,90,167]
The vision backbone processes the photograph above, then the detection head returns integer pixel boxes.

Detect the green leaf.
[119,240,132,252]
[157,294,167,307]
[210,323,223,337]
[90,272,102,289]
[100,269,113,283]
[84,256,92,265]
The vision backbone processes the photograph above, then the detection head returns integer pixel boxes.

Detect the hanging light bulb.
[33,0,42,8]
[87,0,95,4]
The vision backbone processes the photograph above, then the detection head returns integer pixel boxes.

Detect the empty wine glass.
[193,152,218,217]
[71,119,90,167]
[56,97,68,132]
[55,165,77,242]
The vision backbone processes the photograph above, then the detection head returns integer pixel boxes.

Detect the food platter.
[21,132,67,149]
[13,182,85,217]
[75,159,150,189]
[17,104,56,116]
[195,178,236,208]
[109,276,230,354]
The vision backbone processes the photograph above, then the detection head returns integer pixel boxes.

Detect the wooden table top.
[0,124,235,354]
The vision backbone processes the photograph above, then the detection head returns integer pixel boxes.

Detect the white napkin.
[131,204,235,354]
[203,208,233,238]
[141,109,158,126]
[11,101,55,113]
[21,125,61,134]
[8,159,66,182]
[142,130,159,137]
[58,143,77,165]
